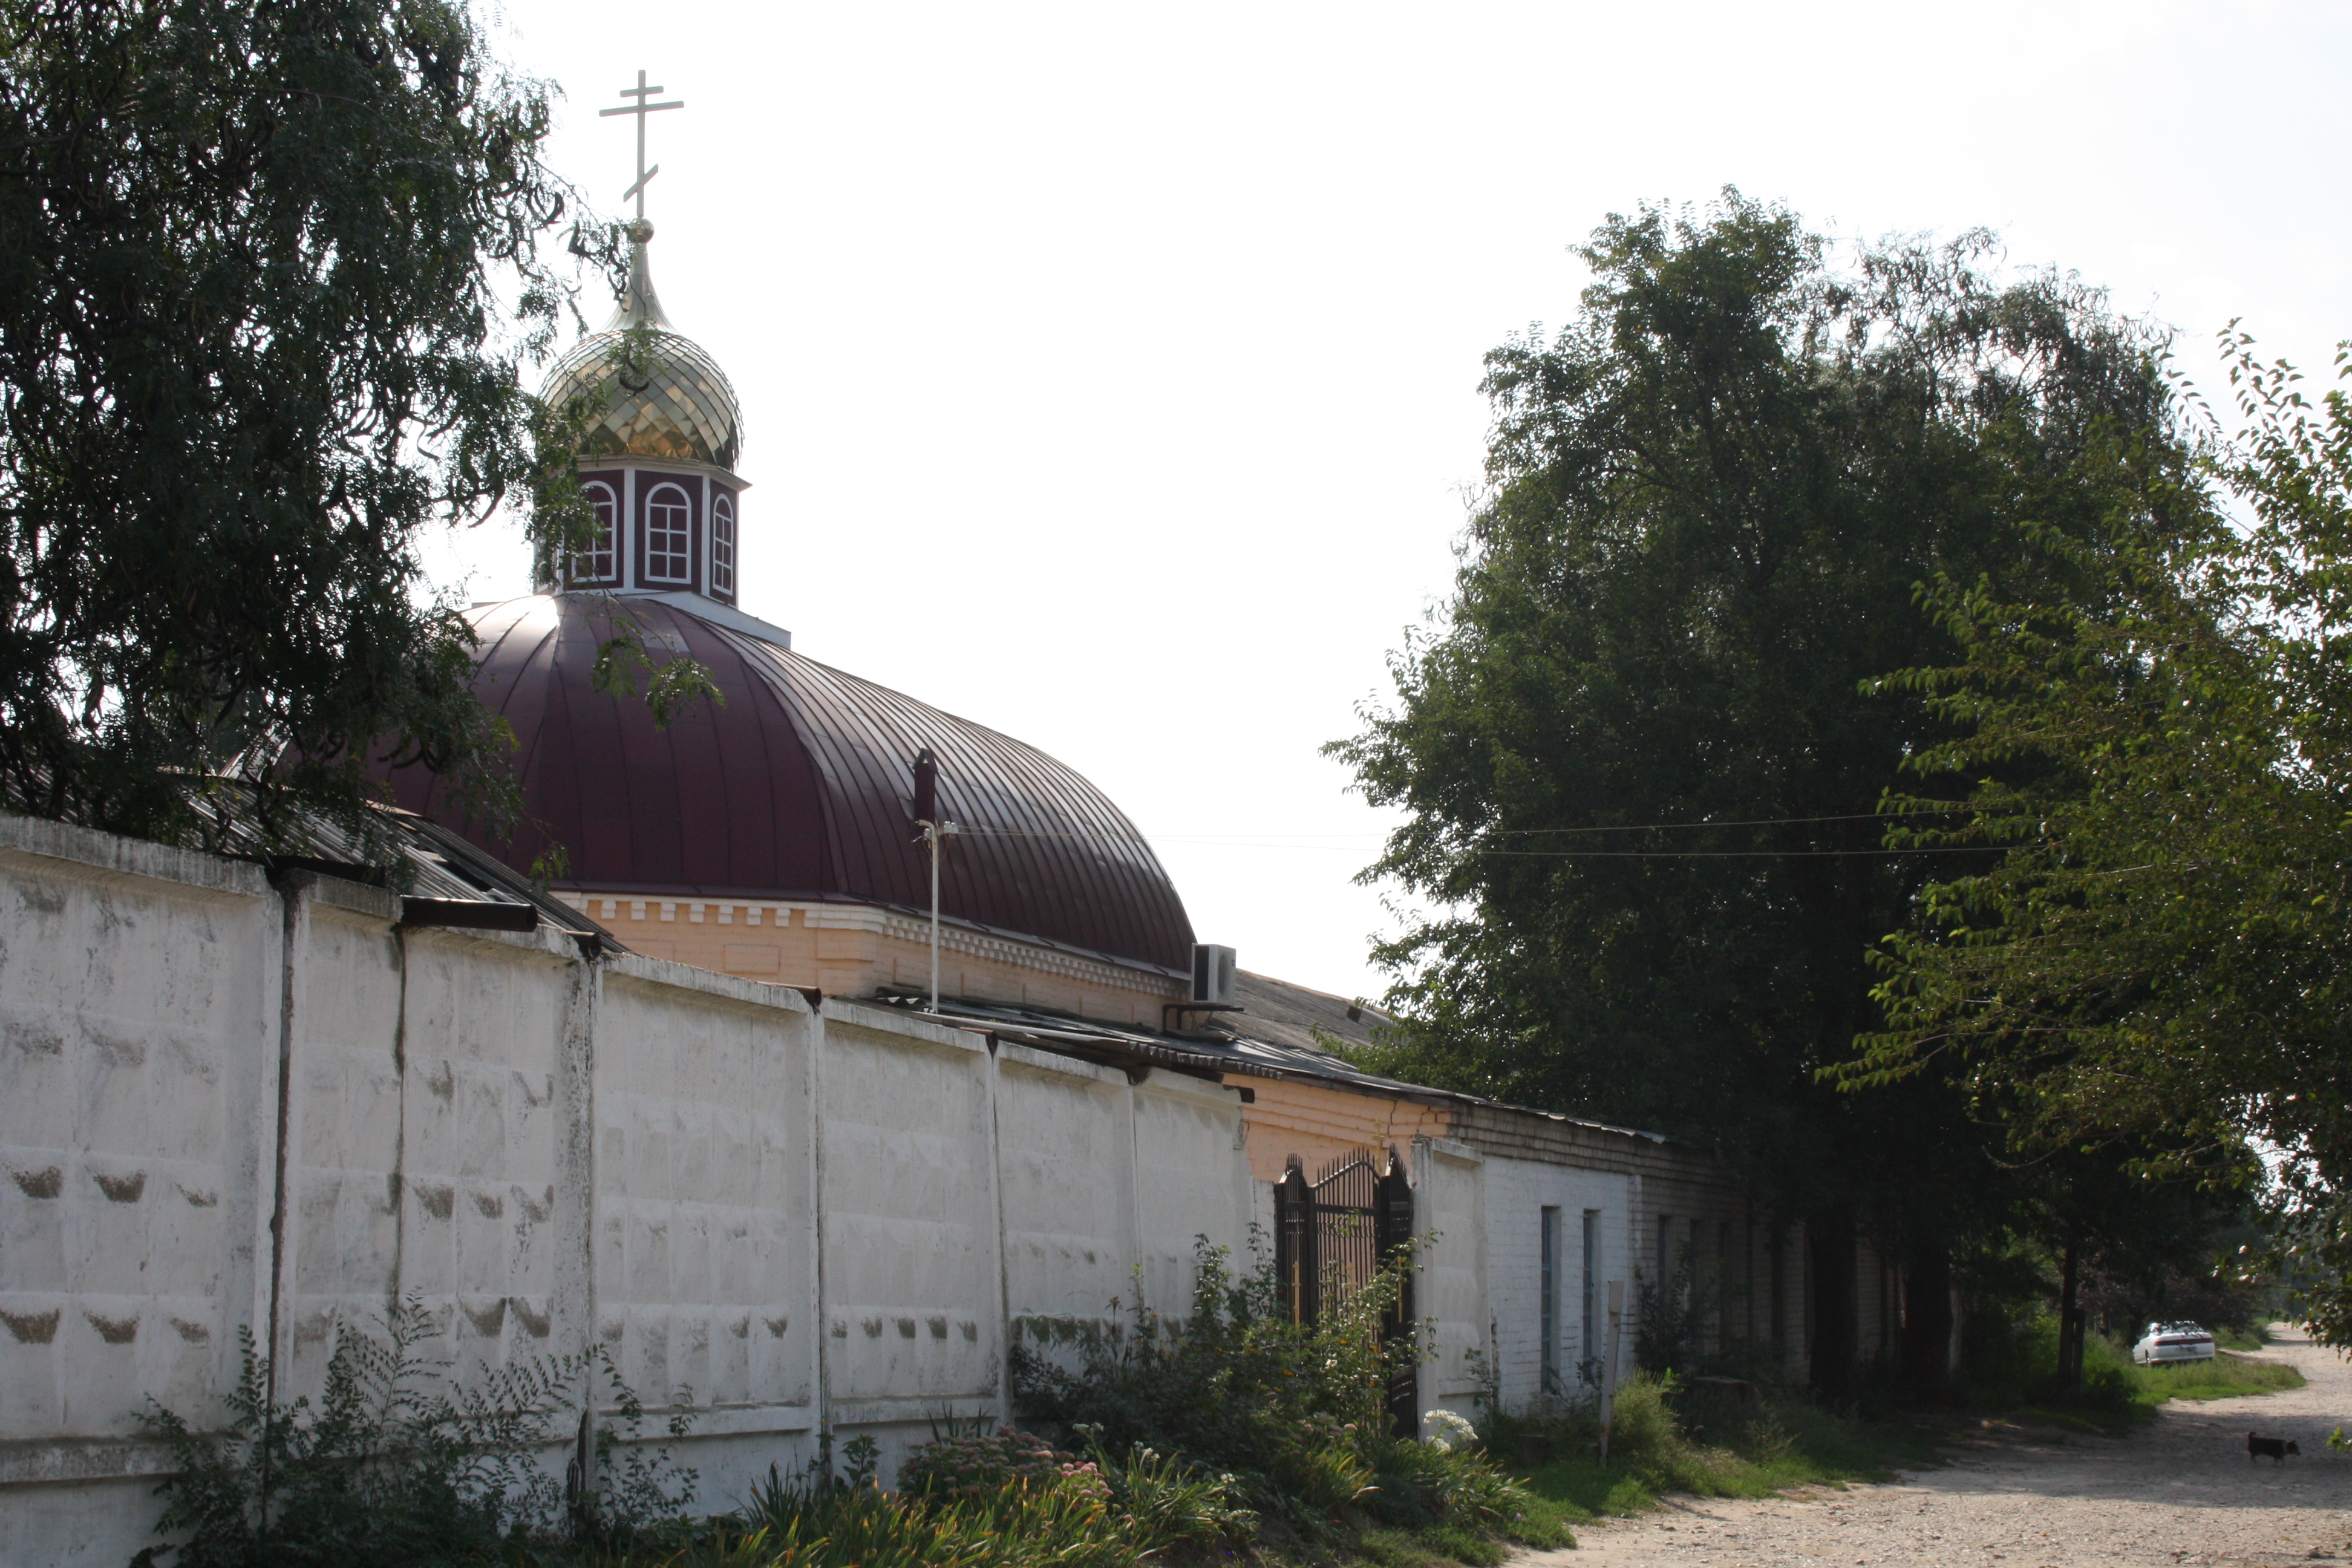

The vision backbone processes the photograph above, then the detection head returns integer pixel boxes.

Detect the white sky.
[436,0,2352,1005]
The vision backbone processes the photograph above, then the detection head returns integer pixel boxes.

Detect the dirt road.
[1513,1325,2351,1567]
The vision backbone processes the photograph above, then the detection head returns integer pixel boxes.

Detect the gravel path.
[1512,1324,2351,1566]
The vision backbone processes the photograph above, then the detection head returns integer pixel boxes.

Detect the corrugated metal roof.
[871,987,1669,1145]
[384,594,1196,973]
[184,786,624,951]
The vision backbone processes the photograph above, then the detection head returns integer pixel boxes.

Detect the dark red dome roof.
[385,595,1195,974]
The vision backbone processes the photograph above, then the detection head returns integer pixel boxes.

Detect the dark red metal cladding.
[383,595,1194,974]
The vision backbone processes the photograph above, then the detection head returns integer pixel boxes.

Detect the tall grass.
[1492,1373,1940,1530]
[2126,1351,2304,1403]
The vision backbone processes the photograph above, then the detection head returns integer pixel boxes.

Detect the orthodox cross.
[600,69,684,219]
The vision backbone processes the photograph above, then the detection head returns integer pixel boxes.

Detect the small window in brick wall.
[1540,1205,1563,1393]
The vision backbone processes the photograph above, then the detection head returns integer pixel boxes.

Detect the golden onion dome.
[541,220,744,471]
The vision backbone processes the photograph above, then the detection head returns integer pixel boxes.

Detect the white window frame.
[710,491,736,597]
[645,482,692,584]
[574,480,618,584]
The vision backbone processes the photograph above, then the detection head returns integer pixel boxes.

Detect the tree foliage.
[0,0,604,861]
[1851,331,2352,1345]
[1328,194,2196,1376]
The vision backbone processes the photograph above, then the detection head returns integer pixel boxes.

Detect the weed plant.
[619,1428,1262,1568]
[720,1459,1141,1568]
[134,1299,694,1567]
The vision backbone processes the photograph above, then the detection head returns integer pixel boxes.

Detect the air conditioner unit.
[1191,944,1238,1007]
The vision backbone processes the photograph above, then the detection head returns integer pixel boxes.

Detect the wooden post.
[1598,1279,1625,1464]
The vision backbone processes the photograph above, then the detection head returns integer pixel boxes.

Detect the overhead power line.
[1477,808,1975,835]
[955,808,1966,846]
[1469,845,1991,859]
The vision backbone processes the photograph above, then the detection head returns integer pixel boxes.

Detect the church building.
[381,167,1851,1406]
[0,79,1921,1566]
[392,215,1194,1028]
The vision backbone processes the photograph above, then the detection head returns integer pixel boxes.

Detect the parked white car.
[2133,1321,2216,1364]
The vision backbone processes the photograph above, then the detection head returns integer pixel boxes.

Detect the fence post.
[1376,1148,1417,1438]
[1274,1155,1316,1327]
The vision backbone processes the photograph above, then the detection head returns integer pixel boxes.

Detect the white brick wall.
[1481,1153,1633,1413]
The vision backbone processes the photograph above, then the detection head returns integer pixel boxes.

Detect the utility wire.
[1476,808,1974,835]
[955,806,1985,857]
[956,806,1976,843]
[1468,846,1992,859]
[948,833,1993,857]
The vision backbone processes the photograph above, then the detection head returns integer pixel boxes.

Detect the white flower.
[1423,1409,1479,1452]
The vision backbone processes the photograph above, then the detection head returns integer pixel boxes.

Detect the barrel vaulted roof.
[384,595,1196,975]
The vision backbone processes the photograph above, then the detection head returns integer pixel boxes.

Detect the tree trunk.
[1807,1212,1860,1403]
[1902,1244,1955,1400]
[2057,1232,2084,1406]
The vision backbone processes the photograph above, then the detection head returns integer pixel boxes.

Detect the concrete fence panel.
[1131,1072,1253,1313]
[815,1005,1005,1429]
[0,820,283,1564]
[993,1044,1139,1357]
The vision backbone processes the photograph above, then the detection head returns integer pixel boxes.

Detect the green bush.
[1010,1236,1398,1527]
[1361,1432,1527,1536]
[1012,1235,1544,1552]
[1633,1259,1704,1375]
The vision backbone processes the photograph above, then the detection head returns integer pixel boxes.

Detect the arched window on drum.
[711,491,736,598]
[645,482,691,584]
[572,481,618,584]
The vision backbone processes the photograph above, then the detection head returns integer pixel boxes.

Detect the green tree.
[0,0,605,863]
[1852,331,2352,1347]
[1330,193,2188,1393]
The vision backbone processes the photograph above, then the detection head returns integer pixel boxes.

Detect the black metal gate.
[1273,1146,1417,1437]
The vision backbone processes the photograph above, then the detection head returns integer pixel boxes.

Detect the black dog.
[2248,1432,2300,1463]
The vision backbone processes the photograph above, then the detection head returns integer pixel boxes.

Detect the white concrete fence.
[0,815,1253,1565]
[0,812,1808,1566]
